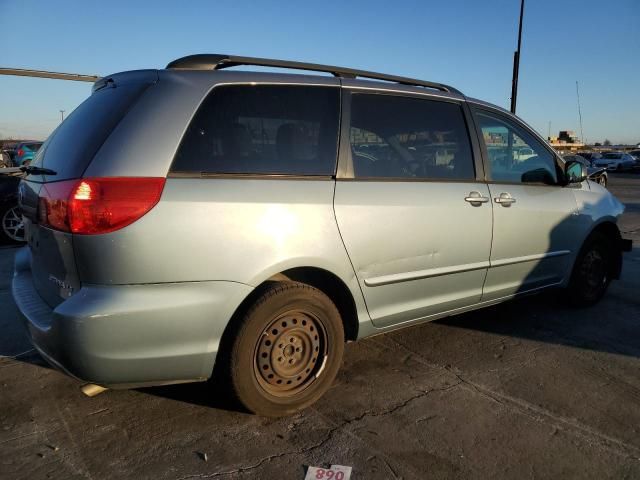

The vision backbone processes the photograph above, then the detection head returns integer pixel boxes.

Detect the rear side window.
[349,94,475,180]
[32,83,149,181]
[171,85,340,176]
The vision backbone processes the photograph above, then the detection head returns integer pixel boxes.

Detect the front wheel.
[566,232,614,306]
[223,282,344,417]
[598,175,607,187]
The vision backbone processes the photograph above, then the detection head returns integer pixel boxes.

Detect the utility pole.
[59,110,65,123]
[510,0,525,114]
[548,121,552,140]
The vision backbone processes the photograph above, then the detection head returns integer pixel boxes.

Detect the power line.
[0,68,98,83]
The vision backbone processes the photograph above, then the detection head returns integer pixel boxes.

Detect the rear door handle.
[494,193,516,206]
[464,191,490,205]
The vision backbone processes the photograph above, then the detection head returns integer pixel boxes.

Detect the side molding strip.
[364,261,490,287]
[363,250,570,287]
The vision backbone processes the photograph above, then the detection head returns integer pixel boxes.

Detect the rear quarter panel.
[72,178,369,323]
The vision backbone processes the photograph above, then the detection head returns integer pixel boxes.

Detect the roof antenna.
[576,81,585,144]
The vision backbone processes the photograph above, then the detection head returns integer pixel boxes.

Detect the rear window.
[171,85,340,176]
[24,143,42,151]
[31,83,148,181]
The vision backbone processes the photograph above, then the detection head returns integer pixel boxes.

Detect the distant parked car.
[563,154,608,187]
[0,150,11,168]
[1,142,20,166]
[593,152,635,171]
[577,151,602,162]
[0,171,25,243]
[13,141,43,166]
[628,150,640,168]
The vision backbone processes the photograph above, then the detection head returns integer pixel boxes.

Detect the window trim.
[167,172,334,181]
[168,81,342,179]
[336,90,482,183]
[469,104,566,187]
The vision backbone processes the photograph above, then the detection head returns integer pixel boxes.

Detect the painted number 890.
[305,465,352,480]
[315,469,345,480]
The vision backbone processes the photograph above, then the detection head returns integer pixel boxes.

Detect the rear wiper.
[20,165,57,175]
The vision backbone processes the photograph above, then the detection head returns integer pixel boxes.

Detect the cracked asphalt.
[1,174,639,479]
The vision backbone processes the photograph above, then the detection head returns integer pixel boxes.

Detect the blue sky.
[1,0,638,144]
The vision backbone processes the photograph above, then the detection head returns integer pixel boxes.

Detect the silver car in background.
[13,54,632,416]
[593,152,636,171]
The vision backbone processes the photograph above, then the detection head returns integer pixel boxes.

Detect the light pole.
[59,109,65,123]
[510,0,525,114]
[576,81,584,144]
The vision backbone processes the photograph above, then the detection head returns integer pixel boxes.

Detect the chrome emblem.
[48,274,74,292]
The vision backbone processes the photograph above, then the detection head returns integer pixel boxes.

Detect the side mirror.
[564,160,588,184]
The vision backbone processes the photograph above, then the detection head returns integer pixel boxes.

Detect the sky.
[1,0,638,144]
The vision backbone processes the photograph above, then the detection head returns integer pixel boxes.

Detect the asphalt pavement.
[1,174,639,479]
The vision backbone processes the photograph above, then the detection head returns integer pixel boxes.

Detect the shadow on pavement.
[139,380,248,414]
[436,250,640,360]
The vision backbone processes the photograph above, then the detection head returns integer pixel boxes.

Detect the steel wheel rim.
[254,310,327,397]
[2,206,24,242]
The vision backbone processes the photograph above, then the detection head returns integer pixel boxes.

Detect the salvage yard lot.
[1,174,639,480]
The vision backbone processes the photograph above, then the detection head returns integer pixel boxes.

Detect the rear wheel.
[566,232,614,306]
[0,205,25,244]
[223,282,344,417]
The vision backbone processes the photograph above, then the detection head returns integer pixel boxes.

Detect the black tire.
[566,232,614,307]
[223,281,344,417]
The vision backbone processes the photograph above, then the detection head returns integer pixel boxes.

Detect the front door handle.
[494,193,516,206]
[464,191,490,206]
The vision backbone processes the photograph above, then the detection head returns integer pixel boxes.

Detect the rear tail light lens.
[38,177,165,235]
[17,149,24,157]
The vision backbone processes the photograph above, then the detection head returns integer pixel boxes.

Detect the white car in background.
[593,152,635,171]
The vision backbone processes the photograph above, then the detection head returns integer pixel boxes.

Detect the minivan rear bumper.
[12,247,252,388]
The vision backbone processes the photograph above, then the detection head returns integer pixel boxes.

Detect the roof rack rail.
[166,54,462,95]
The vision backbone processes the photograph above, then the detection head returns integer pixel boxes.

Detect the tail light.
[17,149,24,157]
[38,177,165,235]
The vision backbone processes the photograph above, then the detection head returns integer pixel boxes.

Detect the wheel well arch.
[585,220,623,279]
[272,267,359,342]
[213,266,360,377]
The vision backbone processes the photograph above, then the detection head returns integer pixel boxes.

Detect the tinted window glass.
[475,112,558,184]
[172,85,340,175]
[575,156,590,166]
[349,94,475,180]
[32,83,149,181]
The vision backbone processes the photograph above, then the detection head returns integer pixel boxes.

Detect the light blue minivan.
[13,54,631,416]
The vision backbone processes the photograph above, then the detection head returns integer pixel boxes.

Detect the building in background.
[548,130,584,152]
